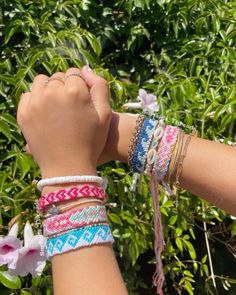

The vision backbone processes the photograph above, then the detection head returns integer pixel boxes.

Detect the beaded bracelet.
[37,185,106,211]
[46,224,114,258]
[37,175,107,191]
[127,115,145,166]
[43,205,108,237]
[132,118,157,172]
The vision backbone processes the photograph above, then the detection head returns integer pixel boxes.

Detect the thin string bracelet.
[174,134,192,187]
[43,198,104,218]
[37,175,108,191]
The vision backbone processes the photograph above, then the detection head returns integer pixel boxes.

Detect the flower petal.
[8,223,19,238]
[123,102,143,109]
[0,236,21,266]
[24,222,34,247]
[8,235,46,277]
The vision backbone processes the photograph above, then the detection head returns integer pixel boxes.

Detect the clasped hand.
[17,66,111,177]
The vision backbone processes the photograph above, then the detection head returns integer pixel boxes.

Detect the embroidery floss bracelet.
[46,224,114,258]
[43,205,108,237]
[37,185,106,211]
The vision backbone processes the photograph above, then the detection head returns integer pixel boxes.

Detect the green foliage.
[0,0,236,294]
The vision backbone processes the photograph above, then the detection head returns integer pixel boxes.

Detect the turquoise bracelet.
[46,224,114,258]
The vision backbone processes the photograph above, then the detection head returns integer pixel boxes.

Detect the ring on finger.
[64,73,84,81]
[45,77,65,85]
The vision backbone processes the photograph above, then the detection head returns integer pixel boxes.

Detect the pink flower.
[8,222,46,277]
[0,223,21,266]
[123,89,159,113]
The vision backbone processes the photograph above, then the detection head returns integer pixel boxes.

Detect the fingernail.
[86,65,93,72]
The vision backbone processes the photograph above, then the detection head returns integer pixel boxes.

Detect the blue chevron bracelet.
[46,224,114,258]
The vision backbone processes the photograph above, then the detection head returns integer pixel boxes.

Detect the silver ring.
[64,73,84,81]
[45,77,64,85]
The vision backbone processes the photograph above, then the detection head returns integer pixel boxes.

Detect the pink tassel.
[150,173,165,295]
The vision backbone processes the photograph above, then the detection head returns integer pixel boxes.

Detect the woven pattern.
[155,125,180,179]
[46,224,114,258]
[38,185,106,211]
[43,205,108,236]
[132,118,157,172]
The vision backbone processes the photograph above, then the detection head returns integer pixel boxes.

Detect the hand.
[17,66,111,177]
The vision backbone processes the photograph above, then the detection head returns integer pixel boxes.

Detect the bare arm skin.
[102,112,236,215]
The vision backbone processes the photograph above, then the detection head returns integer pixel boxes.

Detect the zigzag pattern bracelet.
[43,205,108,237]
[37,185,106,211]
[46,224,114,258]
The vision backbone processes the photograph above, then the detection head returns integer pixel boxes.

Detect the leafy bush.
[0,0,236,294]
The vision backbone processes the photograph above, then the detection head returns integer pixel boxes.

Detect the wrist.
[105,112,137,163]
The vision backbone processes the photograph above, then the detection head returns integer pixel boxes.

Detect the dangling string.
[150,172,165,295]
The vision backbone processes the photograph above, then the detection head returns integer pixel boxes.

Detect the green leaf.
[0,271,21,289]
[109,213,123,225]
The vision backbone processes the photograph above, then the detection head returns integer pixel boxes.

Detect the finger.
[24,143,32,155]
[64,68,90,100]
[31,74,49,100]
[44,71,65,90]
[17,92,31,128]
[81,65,110,121]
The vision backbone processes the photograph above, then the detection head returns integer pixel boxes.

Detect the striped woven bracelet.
[46,224,114,258]
[43,205,108,237]
[37,185,106,211]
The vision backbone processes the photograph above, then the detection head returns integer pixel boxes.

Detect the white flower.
[8,222,46,277]
[123,89,159,113]
[0,223,21,266]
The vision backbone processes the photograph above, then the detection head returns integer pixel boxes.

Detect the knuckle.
[33,74,47,83]
[66,86,81,97]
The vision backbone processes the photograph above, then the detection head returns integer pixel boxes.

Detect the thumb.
[81,65,110,123]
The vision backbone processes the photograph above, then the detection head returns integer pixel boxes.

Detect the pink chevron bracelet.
[43,205,108,237]
[37,185,107,211]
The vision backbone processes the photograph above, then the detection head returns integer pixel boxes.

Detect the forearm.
[42,167,128,295]
[52,245,127,295]
[107,113,236,215]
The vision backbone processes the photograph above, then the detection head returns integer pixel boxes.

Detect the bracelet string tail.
[150,175,164,295]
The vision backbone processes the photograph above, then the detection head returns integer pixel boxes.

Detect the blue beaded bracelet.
[46,224,114,258]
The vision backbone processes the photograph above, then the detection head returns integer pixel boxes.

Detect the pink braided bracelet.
[43,205,108,237]
[154,125,180,179]
[37,185,106,211]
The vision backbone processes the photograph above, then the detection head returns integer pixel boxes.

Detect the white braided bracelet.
[37,175,108,191]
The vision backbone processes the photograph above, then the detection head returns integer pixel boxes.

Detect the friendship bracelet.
[43,198,104,218]
[145,121,165,175]
[173,134,192,187]
[37,185,106,211]
[43,205,108,237]
[37,175,107,191]
[132,118,157,173]
[154,125,180,179]
[168,130,185,183]
[127,115,145,166]
[46,224,114,258]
